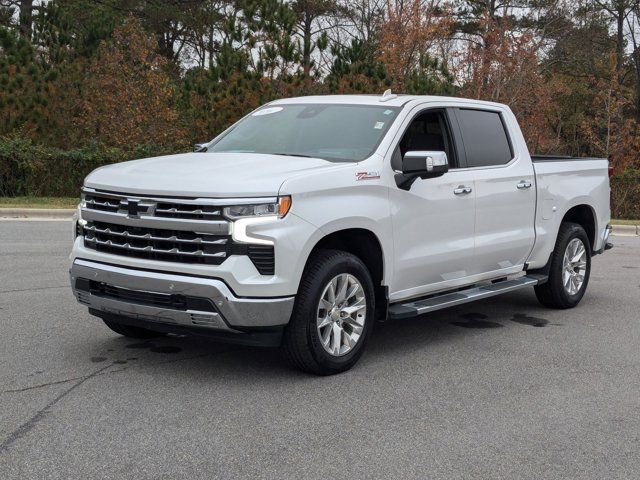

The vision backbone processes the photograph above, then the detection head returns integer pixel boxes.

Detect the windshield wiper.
[271,152,315,158]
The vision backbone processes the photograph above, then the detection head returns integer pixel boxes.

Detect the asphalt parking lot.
[1,220,639,479]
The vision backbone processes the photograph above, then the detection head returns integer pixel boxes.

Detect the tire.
[102,317,163,339]
[534,222,591,309]
[283,249,375,375]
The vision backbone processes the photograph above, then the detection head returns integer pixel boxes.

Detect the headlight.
[224,196,291,219]
[228,196,291,246]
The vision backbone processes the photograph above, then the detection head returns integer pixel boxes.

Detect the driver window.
[392,110,455,170]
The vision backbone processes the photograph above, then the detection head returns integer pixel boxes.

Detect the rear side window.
[456,109,513,167]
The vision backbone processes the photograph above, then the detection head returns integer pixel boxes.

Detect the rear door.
[451,107,536,276]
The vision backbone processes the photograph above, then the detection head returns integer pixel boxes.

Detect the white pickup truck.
[70,93,612,374]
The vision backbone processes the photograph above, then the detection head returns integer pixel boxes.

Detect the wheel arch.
[561,203,597,252]
[303,227,389,320]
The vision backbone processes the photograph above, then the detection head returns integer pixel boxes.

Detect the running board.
[388,274,547,320]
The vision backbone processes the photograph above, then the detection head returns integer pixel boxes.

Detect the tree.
[292,0,338,77]
[0,26,52,136]
[327,37,389,92]
[455,14,554,151]
[378,0,453,92]
[76,17,186,150]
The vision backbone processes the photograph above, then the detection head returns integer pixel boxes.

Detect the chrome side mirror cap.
[402,151,449,178]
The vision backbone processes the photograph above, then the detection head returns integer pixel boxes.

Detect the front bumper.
[70,259,295,341]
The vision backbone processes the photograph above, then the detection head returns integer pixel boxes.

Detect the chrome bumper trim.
[70,259,294,329]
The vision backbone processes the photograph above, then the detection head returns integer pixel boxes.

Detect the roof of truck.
[270,93,508,109]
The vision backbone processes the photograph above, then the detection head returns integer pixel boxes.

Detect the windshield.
[208,104,400,162]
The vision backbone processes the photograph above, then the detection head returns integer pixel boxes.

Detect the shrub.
[0,136,172,196]
[611,169,640,220]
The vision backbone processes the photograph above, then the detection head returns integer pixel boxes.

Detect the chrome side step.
[388,274,547,320]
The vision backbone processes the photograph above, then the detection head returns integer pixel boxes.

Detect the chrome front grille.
[80,189,275,274]
[83,221,229,264]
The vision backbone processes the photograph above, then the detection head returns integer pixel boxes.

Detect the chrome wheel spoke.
[327,280,337,304]
[341,298,366,316]
[335,276,349,304]
[317,316,332,329]
[344,283,360,302]
[343,330,356,348]
[343,319,364,336]
[320,298,333,311]
[320,325,331,347]
[331,323,342,355]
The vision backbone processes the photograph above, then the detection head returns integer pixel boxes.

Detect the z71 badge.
[356,171,381,181]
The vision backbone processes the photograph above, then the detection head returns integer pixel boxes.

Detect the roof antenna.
[380,89,397,102]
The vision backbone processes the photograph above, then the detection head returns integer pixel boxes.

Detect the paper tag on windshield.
[253,106,283,116]
[374,121,385,129]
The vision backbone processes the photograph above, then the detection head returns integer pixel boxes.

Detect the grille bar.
[155,205,223,220]
[81,208,230,235]
[84,236,227,259]
[84,224,227,246]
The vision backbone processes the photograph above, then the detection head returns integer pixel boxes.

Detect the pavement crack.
[2,348,239,395]
[0,363,112,455]
[2,376,85,394]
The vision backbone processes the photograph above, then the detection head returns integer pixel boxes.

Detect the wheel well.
[308,228,387,319]
[562,205,596,250]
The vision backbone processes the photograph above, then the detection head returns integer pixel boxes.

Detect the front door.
[388,108,476,302]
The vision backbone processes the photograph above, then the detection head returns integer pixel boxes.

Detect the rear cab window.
[453,108,513,168]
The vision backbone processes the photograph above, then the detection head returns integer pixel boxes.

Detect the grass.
[611,218,639,225]
[0,197,78,209]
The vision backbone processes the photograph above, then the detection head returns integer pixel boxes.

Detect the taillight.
[608,165,614,178]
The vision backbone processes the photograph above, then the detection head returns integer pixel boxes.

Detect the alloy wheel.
[316,273,367,357]
[562,238,587,295]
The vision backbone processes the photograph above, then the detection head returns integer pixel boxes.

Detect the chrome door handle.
[454,185,472,195]
[517,180,532,189]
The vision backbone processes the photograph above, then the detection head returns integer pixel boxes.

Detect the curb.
[611,224,639,236]
[0,208,75,219]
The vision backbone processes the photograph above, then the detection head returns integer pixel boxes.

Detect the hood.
[84,152,345,198]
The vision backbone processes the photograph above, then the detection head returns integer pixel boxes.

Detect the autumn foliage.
[1,0,640,216]
[77,18,186,150]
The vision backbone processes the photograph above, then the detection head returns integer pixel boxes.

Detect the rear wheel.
[535,222,591,309]
[283,249,375,375]
[102,318,163,339]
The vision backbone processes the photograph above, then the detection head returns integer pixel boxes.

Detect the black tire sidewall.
[299,252,375,372]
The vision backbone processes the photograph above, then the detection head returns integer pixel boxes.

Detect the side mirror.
[395,150,449,191]
[402,151,448,178]
[193,143,207,152]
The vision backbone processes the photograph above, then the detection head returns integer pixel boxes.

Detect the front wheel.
[534,222,591,309]
[283,249,375,375]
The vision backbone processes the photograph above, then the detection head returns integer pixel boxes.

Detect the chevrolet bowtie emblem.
[126,199,140,218]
